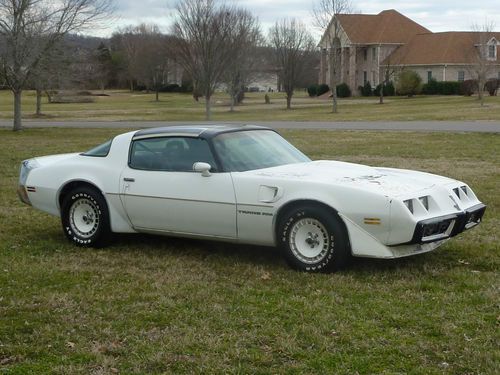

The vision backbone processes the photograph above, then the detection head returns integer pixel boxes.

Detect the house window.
[372,71,376,83]
[372,47,376,61]
[363,71,368,84]
[363,49,367,61]
[488,44,496,59]
[427,71,432,83]
[458,71,465,82]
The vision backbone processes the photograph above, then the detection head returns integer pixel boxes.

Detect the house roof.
[336,9,430,45]
[383,32,500,65]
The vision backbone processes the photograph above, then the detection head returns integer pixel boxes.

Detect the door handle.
[123,177,135,182]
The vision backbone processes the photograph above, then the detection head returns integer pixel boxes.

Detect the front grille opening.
[465,211,482,229]
[421,219,455,242]
[453,187,460,198]
[461,186,468,196]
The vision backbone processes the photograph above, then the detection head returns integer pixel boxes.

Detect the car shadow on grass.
[106,232,450,275]
[30,227,462,275]
[109,233,287,269]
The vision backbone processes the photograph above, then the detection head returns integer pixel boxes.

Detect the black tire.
[61,186,111,247]
[278,205,351,272]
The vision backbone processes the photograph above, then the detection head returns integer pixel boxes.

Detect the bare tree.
[135,28,172,102]
[0,0,113,131]
[378,52,404,104]
[30,40,74,116]
[172,0,254,120]
[313,0,353,113]
[113,24,170,98]
[468,22,497,106]
[111,26,141,91]
[222,10,261,112]
[269,19,315,110]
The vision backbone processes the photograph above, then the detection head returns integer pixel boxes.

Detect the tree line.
[0,0,321,130]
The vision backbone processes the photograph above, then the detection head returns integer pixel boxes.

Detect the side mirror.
[193,162,211,177]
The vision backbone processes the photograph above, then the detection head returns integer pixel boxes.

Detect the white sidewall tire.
[61,187,111,248]
[278,205,351,272]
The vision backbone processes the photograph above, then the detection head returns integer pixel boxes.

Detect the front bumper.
[408,203,486,245]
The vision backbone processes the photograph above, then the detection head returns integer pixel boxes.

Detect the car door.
[120,136,237,239]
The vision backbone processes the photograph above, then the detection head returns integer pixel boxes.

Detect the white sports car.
[18,125,486,272]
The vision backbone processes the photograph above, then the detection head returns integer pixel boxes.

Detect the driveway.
[1,120,499,132]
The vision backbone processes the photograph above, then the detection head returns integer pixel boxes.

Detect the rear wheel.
[61,186,111,247]
[278,205,351,272]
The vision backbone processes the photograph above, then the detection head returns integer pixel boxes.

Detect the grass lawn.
[1,90,500,122]
[0,128,499,374]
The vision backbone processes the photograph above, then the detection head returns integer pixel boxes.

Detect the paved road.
[1,120,499,132]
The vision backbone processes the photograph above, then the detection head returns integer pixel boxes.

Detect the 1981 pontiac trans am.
[18,126,486,272]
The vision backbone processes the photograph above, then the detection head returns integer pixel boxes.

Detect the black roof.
[132,124,271,140]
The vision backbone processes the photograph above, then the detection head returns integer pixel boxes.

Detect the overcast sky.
[94,0,500,39]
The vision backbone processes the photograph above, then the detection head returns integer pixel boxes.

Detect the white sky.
[92,0,500,39]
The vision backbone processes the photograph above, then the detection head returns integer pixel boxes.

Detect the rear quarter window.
[82,140,112,157]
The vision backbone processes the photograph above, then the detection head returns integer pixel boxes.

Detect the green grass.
[0,128,499,374]
[1,90,500,122]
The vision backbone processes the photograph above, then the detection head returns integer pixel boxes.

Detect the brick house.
[318,9,500,93]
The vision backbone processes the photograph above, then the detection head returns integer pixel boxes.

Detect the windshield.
[212,130,310,172]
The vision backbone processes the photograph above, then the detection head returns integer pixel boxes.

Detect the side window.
[129,137,217,172]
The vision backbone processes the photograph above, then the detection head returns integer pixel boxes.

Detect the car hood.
[245,160,455,198]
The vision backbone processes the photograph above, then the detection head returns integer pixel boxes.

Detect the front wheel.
[278,205,351,272]
[61,187,111,247]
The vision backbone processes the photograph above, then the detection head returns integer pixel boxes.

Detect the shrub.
[307,84,318,97]
[485,79,499,96]
[358,81,372,96]
[383,81,395,96]
[460,79,477,96]
[374,81,395,97]
[336,83,351,98]
[422,80,461,95]
[180,77,193,93]
[264,94,271,104]
[317,83,330,96]
[421,78,439,95]
[441,81,461,95]
[397,70,422,97]
[159,83,181,93]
